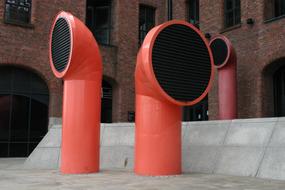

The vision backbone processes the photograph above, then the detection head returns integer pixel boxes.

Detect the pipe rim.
[209,35,232,69]
[49,11,74,78]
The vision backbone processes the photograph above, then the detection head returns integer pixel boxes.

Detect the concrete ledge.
[183,121,229,146]
[37,128,61,148]
[231,117,278,123]
[24,147,60,169]
[182,146,222,173]
[214,147,264,177]
[100,146,134,170]
[25,117,285,181]
[257,147,285,180]
[48,117,62,129]
[101,125,134,146]
[224,122,275,146]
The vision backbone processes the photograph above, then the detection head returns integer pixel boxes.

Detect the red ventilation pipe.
[49,11,103,174]
[135,20,214,176]
[210,35,237,120]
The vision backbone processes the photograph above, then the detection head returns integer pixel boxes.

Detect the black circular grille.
[51,18,71,72]
[210,38,228,66]
[152,24,212,102]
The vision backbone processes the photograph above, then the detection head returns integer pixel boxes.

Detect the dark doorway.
[0,66,49,157]
[101,80,112,123]
[182,96,208,121]
[274,66,285,116]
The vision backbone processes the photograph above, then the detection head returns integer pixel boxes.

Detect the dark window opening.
[183,96,208,121]
[274,66,285,117]
[139,5,155,45]
[86,0,112,45]
[0,66,49,157]
[188,0,199,28]
[224,0,240,28]
[128,111,135,122]
[265,0,285,20]
[101,80,112,123]
[275,0,285,17]
[4,0,32,26]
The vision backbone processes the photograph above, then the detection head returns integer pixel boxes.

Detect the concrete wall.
[182,118,284,179]
[25,117,285,180]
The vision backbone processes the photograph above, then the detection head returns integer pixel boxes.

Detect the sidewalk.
[0,158,285,190]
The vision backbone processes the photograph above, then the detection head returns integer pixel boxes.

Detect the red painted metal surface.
[135,20,214,176]
[210,35,237,120]
[49,11,103,174]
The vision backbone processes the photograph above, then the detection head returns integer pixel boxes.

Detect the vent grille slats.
[154,48,210,58]
[152,24,212,102]
[210,38,228,66]
[51,18,71,72]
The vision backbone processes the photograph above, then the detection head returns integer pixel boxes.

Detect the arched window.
[0,66,49,157]
[224,0,241,28]
[274,66,285,116]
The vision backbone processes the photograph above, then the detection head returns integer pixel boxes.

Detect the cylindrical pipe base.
[60,80,101,174]
[218,61,237,120]
[135,94,182,176]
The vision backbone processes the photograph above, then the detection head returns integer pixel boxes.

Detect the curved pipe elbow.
[135,20,214,107]
[49,11,102,81]
[135,46,164,102]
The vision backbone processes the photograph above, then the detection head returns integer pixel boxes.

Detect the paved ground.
[1,158,285,190]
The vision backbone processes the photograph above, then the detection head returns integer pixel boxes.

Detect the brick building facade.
[0,0,196,124]
[201,0,285,119]
[85,0,285,121]
[0,0,285,157]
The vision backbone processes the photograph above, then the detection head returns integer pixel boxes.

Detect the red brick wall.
[0,0,177,121]
[101,0,178,122]
[2,0,282,121]
[0,0,87,117]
